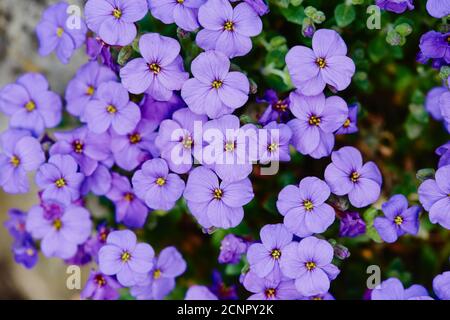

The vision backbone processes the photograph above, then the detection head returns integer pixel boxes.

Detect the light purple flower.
[185,285,218,300]
[106,173,149,228]
[244,0,269,16]
[436,141,450,168]
[66,62,117,120]
[299,292,335,300]
[183,166,254,229]
[196,0,262,58]
[247,224,293,278]
[219,234,248,264]
[258,122,292,164]
[81,270,121,300]
[26,202,92,259]
[181,51,249,119]
[80,164,113,196]
[336,103,358,135]
[85,0,148,46]
[130,246,187,300]
[288,92,348,159]
[85,81,141,135]
[132,158,185,210]
[120,33,189,100]
[279,236,340,297]
[376,0,414,14]
[0,130,45,194]
[148,0,205,31]
[371,278,431,300]
[35,154,85,205]
[0,73,62,135]
[99,230,155,286]
[426,0,450,18]
[286,29,355,96]
[86,36,119,72]
[418,164,450,229]
[277,177,335,237]
[425,86,447,121]
[433,271,450,300]
[155,108,208,174]
[374,194,420,243]
[441,92,450,132]
[324,146,383,208]
[339,211,366,238]
[243,271,298,300]
[419,31,450,65]
[36,2,87,64]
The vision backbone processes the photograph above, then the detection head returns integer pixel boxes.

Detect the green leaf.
[335,4,356,28]
[280,5,305,25]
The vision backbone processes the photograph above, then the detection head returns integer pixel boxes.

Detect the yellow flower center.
[177,0,184,3]
[153,269,162,279]
[224,21,234,31]
[343,118,351,128]
[394,215,403,225]
[128,133,141,144]
[53,218,62,231]
[274,100,288,112]
[55,178,66,188]
[56,27,64,38]
[350,171,360,182]
[113,8,122,19]
[149,63,161,74]
[86,86,95,96]
[316,57,327,69]
[312,296,323,300]
[267,143,278,152]
[271,249,281,260]
[73,140,83,153]
[26,248,35,256]
[25,100,36,112]
[211,80,223,89]
[224,141,235,152]
[265,288,276,298]
[10,155,20,167]
[106,105,117,114]
[182,135,193,149]
[303,200,314,211]
[213,188,223,200]
[94,275,106,287]
[309,115,321,126]
[305,261,316,271]
[124,192,134,202]
[121,251,131,262]
[156,177,166,186]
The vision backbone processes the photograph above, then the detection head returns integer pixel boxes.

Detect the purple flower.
[120,33,189,100]
[286,29,355,96]
[324,146,383,208]
[425,86,448,121]
[81,270,121,300]
[243,271,298,300]
[132,158,185,210]
[418,164,450,229]
[86,36,119,72]
[426,0,450,18]
[299,292,335,300]
[279,236,340,297]
[371,278,431,300]
[106,173,149,228]
[148,0,205,31]
[277,177,335,237]
[85,0,148,46]
[441,92,450,132]
[336,103,358,135]
[85,81,141,135]
[12,237,39,269]
[36,2,87,64]
[0,73,62,135]
[181,51,249,119]
[436,141,450,168]
[130,246,187,300]
[196,0,262,58]
[0,130,45,194]
[26,203,92,259]
[81,164,113,196]
[244,0,269,16]
[4,209,28,240]
[419,31,450,65]
[183,166,254,229]
[218,234,248,264]
[140,93,185,128]
[433,271,450,300]
[50,127,111,176]
[258,122,292,164]
[185,285,218,300]
[376,0,414,14]
[111,119,159,171]
[374,194,420,243]
[98,230,155,286]
[35,155,85,205]
[84,223,111,261]
[257,90,291,125]
[155,108,208,174]
[247,224,293,278]
[288,92,348,159]
[66,62,117,120]
[339,211,366,238]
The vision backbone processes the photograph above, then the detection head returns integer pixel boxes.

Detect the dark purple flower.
[196,0,262,58]
[299,292,335,300]
[64,242,93,266]
[185,285,218,300]
[441,92,450,132]
[336,103,358,135]
[86,36,119,72]
[243,271,298,300]
[155,108,208,174]
[85,81,141,134]
[418,164,450,229]
[106,173,149,228]
[36,2,87,64]
[85,0,148,46]
[81,270,121,300]
[436,141,450,168]
[130,246,187,300]
[12,236,39,269]
[339,211,366,238]
[132,158,185,210]
[426,0,450,18]
[218,234,248,264]
[0,73,62,135]
[26,203,92,259]
[120,33,189,100]
[433,271,450,300]
[4,209,28,240]
[419,31,450,65]
[244,0,269,16]
[257,90,291,125]
[247,224,293,278]
[98,230,155,286]
[148,0,205,31]
[280,236,340,297]
[181,51,249,119]
[277,177,335,237]
[371,278,431,300]
[66,62,117,120]
[425,86,447,121]
[35,155,85,205]
[288,92,348,159]
[324,146,383,208]
[286,29,355,96]
[376,0,414,14]
[0,130,45,194]
[84,223,111,261]
[374,194,420,243]
[140,93,185,128]
[183,166,254,229]
[258,122,292,164]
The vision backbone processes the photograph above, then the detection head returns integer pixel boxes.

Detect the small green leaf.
[416,168,435,182]
[117,46,133,66]
[335,4,356,28]
[280,5,305,25]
